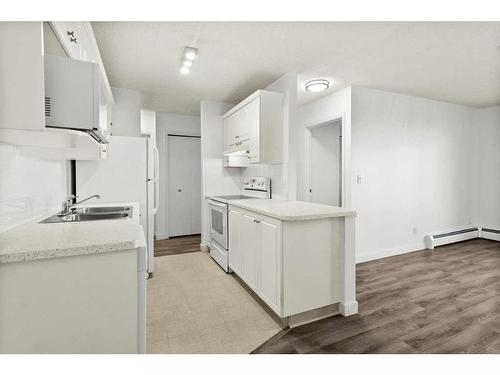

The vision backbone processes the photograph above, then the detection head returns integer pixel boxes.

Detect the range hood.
[224,150,250,168]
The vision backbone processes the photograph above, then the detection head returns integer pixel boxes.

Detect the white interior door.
[309,121,342,206]
[167,135,201,237]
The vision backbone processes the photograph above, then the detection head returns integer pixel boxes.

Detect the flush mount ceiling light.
[180,46,198,75]
[183,47,198,61]
[305,79,330,93]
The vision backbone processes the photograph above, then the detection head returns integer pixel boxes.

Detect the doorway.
[305,119,342,206]
[167,134,201,237]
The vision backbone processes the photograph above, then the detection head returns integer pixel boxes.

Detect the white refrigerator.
[76,135,159,275]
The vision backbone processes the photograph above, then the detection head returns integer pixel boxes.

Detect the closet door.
[167,135,201,236]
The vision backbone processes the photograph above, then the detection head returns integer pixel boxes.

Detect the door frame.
[159,128,201,240]
[304,112,347,207]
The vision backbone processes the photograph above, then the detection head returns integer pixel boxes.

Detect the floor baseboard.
[155,234,169,240]
[356,243,424,264]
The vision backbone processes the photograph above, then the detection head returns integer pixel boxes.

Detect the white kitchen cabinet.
[223,90,283,164]
[240,212,260,292]
[228,208,243,275]
[49,22,114,106]
[0,22,45,132]
[0,22,109,159]
[227,203,357,325]
[228,207,282,315]
[259,218,281,312]
[49,22,87,60]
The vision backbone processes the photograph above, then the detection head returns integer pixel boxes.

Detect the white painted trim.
[304,113,345,206]
[339,301,358,316]
[356,243,425,264]
[200,243,209,252]
[341,215,357,316]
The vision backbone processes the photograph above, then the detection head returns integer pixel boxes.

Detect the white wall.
[111,87,141,137]
[200,101,240,246]
[350,87,476,262]
[155,112,201,238]
[0,144,68,232]
[474,106,500,229]
[242,73,298,201]
[199,74,298,245]
[297,87,352,203]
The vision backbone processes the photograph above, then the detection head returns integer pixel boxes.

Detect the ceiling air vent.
[44,97,51,117]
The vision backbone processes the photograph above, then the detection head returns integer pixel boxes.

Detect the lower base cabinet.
[228,205,351,321]
[228,207,282,315]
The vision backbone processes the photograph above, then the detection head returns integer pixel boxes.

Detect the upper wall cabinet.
[48,22,114,106]
[0,22,112,160]
[223,90,284,164]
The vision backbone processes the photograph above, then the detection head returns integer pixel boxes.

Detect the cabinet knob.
[178,189,182,192]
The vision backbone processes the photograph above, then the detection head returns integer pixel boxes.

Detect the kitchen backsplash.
[0,143,68,232]
[242,163,285,200]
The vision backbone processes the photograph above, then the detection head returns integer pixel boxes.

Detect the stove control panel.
[242,177,271,195]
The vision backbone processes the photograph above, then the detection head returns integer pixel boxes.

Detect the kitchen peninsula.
[224,198,357,327]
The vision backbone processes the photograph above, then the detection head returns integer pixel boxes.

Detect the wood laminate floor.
[253,239,500,354]
[154,235,201,257]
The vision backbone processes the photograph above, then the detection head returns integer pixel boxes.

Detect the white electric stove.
[207,177,271,272]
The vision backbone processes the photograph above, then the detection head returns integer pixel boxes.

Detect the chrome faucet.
[58,194,100,217]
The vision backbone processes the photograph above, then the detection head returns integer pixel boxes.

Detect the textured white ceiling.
[92,22,500,115]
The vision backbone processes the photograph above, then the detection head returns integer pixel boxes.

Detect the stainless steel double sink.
[40,206,133,223]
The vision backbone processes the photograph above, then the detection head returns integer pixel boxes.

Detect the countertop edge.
[226,201,357,221]
[0,240,138,265]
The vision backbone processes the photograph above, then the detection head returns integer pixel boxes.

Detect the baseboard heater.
[425,227,479,249]
[480,228,500,242]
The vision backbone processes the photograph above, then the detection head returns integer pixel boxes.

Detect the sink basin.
[40,208,132,224]
[76,206,132,214]
[60,213,129,222]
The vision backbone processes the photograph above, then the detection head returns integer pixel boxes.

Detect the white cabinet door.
[259,218,281,313]
[223,111,238,152]
[240,212,260,291]
[245,97,260,162]
[228,208,243,275]
[0,22,45,131]
[50,22,86,60]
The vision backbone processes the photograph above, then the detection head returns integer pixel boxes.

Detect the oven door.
[208,200,228,249]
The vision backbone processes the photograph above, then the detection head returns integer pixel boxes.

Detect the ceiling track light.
[305,79,330,92]
[180,46,198,75]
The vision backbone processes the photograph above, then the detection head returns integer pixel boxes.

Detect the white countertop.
[211,198,357,221]
[0,202,144,264]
